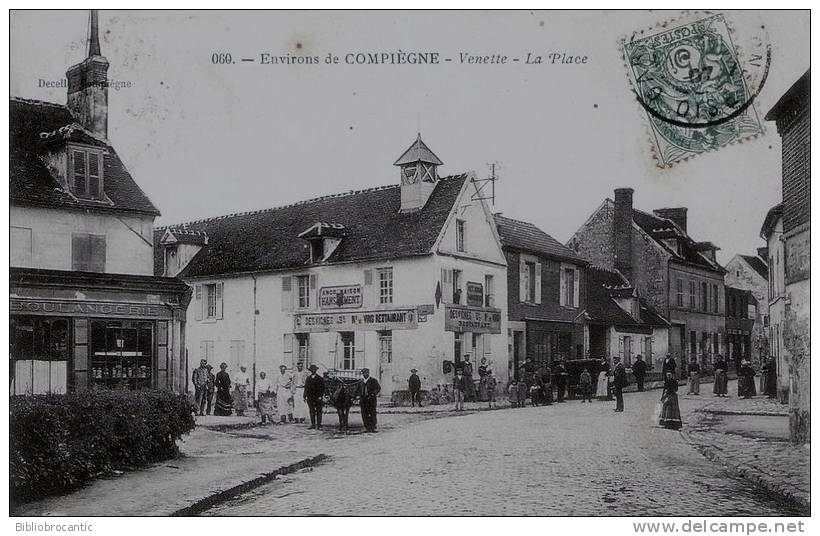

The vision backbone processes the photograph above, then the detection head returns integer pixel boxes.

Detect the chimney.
[653,207,688,233]
[613,188,634,281]
[66,10,109,139]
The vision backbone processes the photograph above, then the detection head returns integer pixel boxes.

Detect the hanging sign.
[444,304,501,333]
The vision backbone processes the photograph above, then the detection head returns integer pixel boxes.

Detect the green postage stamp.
[622,13,768,167]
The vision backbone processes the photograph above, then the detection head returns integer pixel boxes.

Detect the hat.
[410,368,418,373]
[361,368,370,374]
[455,368,463,373]
[279,364,287,369]
[308,364,319,372]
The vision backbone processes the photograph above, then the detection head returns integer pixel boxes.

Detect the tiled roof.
[494,214,585,263]
[393,135,444,166]
[631,208,722,272]
[155,175,468,278]
[765,69,810,121]
[10,97,160,216]
[739,254,769,280]
[585,266,669,328]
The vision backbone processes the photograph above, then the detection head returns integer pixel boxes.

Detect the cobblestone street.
[204,388,806,516]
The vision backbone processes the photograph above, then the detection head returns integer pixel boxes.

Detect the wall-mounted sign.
[417,304,436,316]
[444,304,502,334]
[294,308,418,333]
[10,298,169,319]
[466,282,484,307]
[319,285,363,309]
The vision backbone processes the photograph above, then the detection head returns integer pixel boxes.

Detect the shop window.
[378,268,393,304]
[379,331,392,363]
[340,332,355,370]
[456,219,466,252]
[90,320,153,388]
[70,148,104,200]
[10,316,69,395]
[72,233,106,273]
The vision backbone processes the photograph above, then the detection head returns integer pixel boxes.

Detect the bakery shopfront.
[10,268,191,395]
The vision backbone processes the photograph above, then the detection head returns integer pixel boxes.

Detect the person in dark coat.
[738,360,757,399]
[612,357,627,412]
[762,356,778,398]
[713,354,728,397]
[659,372,682,429]
[453,368,467,411]
[462,355,476,402]
[357,368,381,432]
[537,363,552,405]
[213,362,233,416]
[553,361,568,403]
[408,368,422,407]
[304,364,325,429]
[632,354,647,392]
[686,358,701,395]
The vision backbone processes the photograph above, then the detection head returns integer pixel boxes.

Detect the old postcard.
[8,8,810,524]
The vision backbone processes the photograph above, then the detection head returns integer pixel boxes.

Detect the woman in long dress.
[596,358,610,400]
[214,363,233,416]
[713,355,728,397]
[477,358,489,402]
[659,372,682,429]
[233,365,250,416]
[738,361,757,399]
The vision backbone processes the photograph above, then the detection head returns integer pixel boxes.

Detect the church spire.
[88,9,101,57]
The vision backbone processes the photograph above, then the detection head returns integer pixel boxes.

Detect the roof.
[765,69,810,121]
[155,174,468,278]
[10,267,189,296]
[585,266,669,329]
[760,203,783,239]
[393,134,444,166]
[9,97,160,216]
[494,214,585,264]
[631,207,723,272]
[738,254,769,281]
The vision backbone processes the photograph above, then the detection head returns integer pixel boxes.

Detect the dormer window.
[70,148,104,200]
[310,240,324,263]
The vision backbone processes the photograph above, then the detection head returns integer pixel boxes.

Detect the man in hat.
[452,368,467,411]
[303,364,325,429]
[275,364,293,423]
[356,368,381,432]
[291,362,309,424]
[612,356,627,412]
[408,368,422,407]
[192,359,209,416]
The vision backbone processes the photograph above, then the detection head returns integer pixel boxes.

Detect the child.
[579,368,592,403]
[486,370,498,409]
[508,380,519,408]
[529,383,541,407]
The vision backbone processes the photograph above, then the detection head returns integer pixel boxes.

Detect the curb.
[169,454,328,516]
[697,409,789,418]
[680,419,810,513]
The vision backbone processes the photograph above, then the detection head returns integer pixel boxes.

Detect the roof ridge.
[158,174,467,230]
[11,96,69,109]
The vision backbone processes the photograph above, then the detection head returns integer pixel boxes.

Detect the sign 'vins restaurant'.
[294,308,418,332]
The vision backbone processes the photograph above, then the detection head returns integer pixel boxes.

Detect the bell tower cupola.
[394,133,443,213]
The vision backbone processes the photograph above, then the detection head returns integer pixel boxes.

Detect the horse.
[325,376,358,432]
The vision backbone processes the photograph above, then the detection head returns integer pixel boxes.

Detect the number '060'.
[212,53,233,64]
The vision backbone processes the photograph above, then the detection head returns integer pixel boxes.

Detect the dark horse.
[325,376,359,432]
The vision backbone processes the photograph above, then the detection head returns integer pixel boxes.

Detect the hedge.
[10,389,196,504]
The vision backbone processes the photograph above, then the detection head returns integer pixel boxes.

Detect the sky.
[9,10,810,265]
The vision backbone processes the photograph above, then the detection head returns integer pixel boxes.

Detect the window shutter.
[559,267,566,306]
[281,276,292,311]
[283,333,294,360]
[573,268,580,308]
[72,150,87,197]
[88,153,100,198]
[72,235,87,271]
[354,332,365,368]
[89,235,106,273]
[441,268,451,304]
[519,259,527,302]
[364,269,373,286]
[309,274,317,289]
[215,282,224,319]
[534,262,542,304]
[194,284,202,320]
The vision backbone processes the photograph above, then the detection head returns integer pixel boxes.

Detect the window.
[689,330,697,358]
[712,284,719,313]
[642,336,653,366]
[341,332,355,370]
[621,335,632,367]
[456,219,465,252]
[452,269,462,304]
[472,333,480,358]
[562,267,576,307]
[379,331,392,363]
[713,332,719,355]
[10,316,69,395]
[525,262,536,302]
[297,333,310,363]
[484,274,494,307]
[700,282,708,312]
[203,283,223,319]
[72,233,106,272]
[688,281,696,309]
[676,278,684,307]
[378,268,393,304]
[70,149,104,200]
[297,275,310,308]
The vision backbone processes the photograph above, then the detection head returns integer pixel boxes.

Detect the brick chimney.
[613,188,634,281]
[653,207,688,233]
[66,10,109,139]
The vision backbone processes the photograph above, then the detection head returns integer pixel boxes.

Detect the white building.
[761,204,789,402]
[157,136,508,398]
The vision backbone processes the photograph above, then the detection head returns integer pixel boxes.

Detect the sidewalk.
[681,385,809,512]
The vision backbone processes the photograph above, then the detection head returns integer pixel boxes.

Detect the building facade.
[724,253,770,368]
[724,286,756,368]
[567,188,726,370]
[760,204,789,403]
[765,70,810,443]
[9,12,190,395]
[494,215,587,378]
[158,137,508,398]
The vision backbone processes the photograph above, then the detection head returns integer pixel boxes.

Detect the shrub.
[10,389,195,504]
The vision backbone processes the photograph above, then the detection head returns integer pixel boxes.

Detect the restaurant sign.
[294,308,418,333]
[444,304,502,334]
[319,285,363,309]
[10,298,169,318]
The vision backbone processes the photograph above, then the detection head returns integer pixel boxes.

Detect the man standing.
[612,356,627,412]
[408,368,422,407]
[192,359,209,416]
[453,368,467,411]
[275,364,293,424]
[462,354,475,402]
[554,360,568,403]
[632,354,647,392]
[357,368,381,432]
[687,357,701,395]
[291,362,309,424]
[304,364,325,430]
[256,371,276,425]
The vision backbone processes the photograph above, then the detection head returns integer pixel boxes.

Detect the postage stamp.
[622,13,769,167]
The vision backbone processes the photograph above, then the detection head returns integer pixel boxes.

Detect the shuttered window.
[70,149,104,200]
[72,233,106,272]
